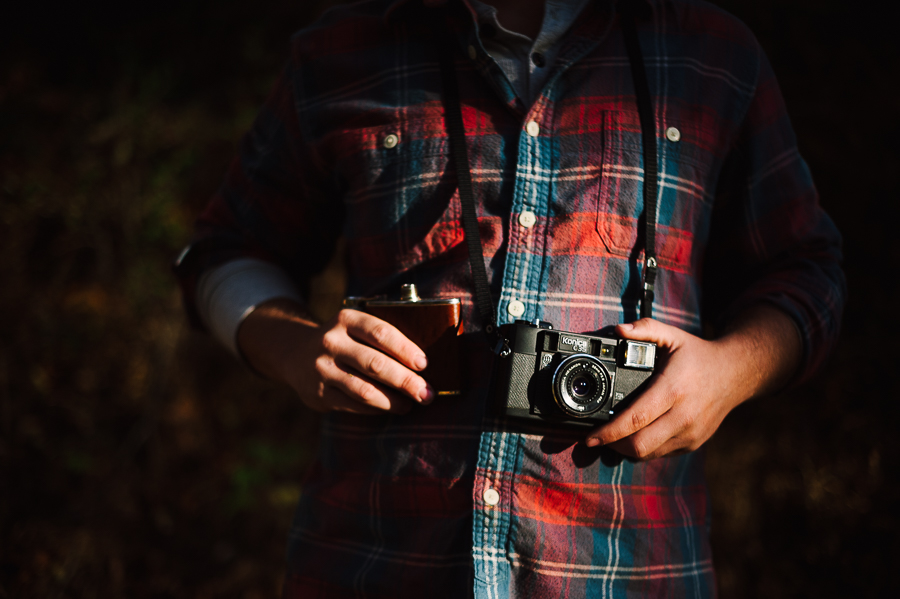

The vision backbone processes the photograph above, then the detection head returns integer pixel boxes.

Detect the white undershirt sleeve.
[196,258,303,358]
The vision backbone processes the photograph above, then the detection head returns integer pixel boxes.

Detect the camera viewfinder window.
[625,341,656,369]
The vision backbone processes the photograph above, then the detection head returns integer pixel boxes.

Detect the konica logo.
[561,336,589,353]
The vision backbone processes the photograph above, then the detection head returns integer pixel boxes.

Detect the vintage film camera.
[343,284,463,396]
[492,320,656,427]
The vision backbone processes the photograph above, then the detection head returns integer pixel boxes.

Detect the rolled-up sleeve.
[703,46,846,383]
[174,51,341,329]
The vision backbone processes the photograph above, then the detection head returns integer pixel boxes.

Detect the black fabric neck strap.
[620,0,659,319]
[437,38,507,353]
[435,0,658,350]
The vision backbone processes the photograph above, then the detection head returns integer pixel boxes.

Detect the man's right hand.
[236,298,434,414]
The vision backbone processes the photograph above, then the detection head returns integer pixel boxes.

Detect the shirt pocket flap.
[329,118,464,277]
[597,110,715,273]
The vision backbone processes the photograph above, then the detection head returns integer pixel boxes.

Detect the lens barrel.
[551,354,611,417]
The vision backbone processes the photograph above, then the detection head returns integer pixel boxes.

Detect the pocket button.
[383,134,399,149]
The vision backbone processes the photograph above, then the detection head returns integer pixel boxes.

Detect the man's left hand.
[585,306,802,460]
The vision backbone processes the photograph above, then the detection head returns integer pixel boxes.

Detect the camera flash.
[624,341,656,369]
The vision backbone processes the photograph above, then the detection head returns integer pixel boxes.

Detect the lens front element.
[571,375,596,401]
[552,354,611,417]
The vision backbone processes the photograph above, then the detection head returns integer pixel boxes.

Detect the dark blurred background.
[0,1,896,597]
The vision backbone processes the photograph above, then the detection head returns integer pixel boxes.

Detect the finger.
[338,309,428,371]
[312,386,384,415]
[610,435,693,461]
[603,409,684,460]
[322,314,433,403]
[615,318,684,350]
[335,341,433,404]
[324,358,415,414]
[585,382,677,446]
[644,438,693,460]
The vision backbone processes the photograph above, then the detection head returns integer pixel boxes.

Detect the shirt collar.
[384,0,471,25]
[385,0,647,25]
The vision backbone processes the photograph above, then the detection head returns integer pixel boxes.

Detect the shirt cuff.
[196,258,303,358]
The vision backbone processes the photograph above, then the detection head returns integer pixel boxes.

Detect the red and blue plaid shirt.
[178,0,845,596]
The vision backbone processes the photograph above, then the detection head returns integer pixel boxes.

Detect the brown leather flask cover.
[345,291,463,396]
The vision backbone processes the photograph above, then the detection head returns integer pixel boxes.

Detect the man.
[176,0,845,596]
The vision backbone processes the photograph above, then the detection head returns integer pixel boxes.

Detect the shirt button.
[383,134,399,149]
[507,300,525,317]
[526,121,540,137]
[531,52,546,68]
[483,488,500,506]
[518,210,536,228]
[665,126,681,142]
[468,45,477,60]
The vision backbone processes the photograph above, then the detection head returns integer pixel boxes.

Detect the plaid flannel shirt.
[176,0,845,596]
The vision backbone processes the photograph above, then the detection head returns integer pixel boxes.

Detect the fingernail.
[415,355,428,371]
[585,437,601,448]
[619,323,634,332]
[418,385,435,404]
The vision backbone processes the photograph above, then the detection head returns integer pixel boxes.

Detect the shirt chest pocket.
[330,118,464,277]
[596,111,715,274]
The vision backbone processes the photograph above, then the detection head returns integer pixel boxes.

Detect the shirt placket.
[472,97,554,598]
[463,7,609,595]
[472,431,517,598]
[500,100,552,325]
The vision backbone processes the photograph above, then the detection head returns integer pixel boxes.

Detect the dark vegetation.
[0,1,896,597]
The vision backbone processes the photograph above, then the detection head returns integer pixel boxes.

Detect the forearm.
[712,303,804,409]
[236,298,319,384]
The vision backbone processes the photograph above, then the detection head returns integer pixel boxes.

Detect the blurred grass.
[0,0,897,597]
[0,2,344,597]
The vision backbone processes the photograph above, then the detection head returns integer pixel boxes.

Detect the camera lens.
[552,354,611,418]
[571,375,596,402]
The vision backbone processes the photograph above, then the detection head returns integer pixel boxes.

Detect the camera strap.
[435,0,658,353]
[437,38,507,354]
[619,0,659,319]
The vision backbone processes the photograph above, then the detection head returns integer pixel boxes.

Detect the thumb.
[615,318,683,350]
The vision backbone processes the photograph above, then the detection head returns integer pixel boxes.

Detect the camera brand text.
[561,336,589,353]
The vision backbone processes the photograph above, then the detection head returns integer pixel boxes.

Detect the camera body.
[343,284,463,396]
[492,320,656,427]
